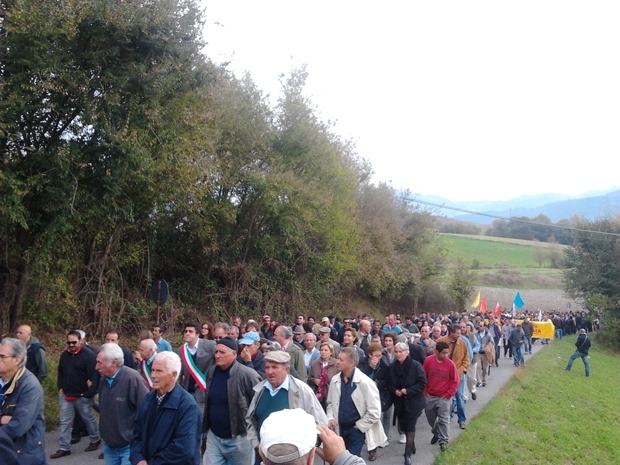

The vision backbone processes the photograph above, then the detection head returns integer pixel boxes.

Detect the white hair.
[154,351,181,381]
[99,343,125,367]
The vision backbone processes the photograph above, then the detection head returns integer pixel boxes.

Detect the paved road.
[44,342,545,465]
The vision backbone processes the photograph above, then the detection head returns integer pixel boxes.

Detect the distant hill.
[413,188,620,224]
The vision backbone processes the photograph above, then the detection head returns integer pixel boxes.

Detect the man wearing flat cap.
[259,409,367,465]
[273,326,307,383]
[203,337,261,465]
[247,351,327,462]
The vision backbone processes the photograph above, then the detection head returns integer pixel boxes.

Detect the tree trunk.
[9,260,29,332]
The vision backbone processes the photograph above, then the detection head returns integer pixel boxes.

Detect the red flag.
[480,298,487,314]
[493,302,502,317]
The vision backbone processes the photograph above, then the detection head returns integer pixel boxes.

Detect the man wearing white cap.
[318,327,340,357]
[246,351,327,453]
[259,409,367,465]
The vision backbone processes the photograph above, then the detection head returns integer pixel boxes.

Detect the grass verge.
[435,337,620,465]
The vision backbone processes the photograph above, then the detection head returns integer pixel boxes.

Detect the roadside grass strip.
[434,337,620,465]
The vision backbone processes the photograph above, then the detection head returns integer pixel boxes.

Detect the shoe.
[430,434,439,445]
[472,392,477,400]
[368,449,376,461]
[459,422,466,429]
[379,440,389,448]
[99,453,104,460]
[440,443,448,452]
[404,456,412,465]
[85,439,102,452]
[564,368,570,371]
[482,383,487,387]
[399,434,406,444]
[51,450,71,459]
[495,363,499,367]
[475,382,481,387]
[70,436,81,445]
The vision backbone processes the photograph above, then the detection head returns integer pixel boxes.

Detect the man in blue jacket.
[130,351,200,465]
[0,338,46,465]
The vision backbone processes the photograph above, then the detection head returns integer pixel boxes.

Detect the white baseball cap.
[260,409,318,463]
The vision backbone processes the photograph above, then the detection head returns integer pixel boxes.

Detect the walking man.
[0,338,46,465]
[96,343,148,465]
[326,347,386,459]
[52,330,101,458]
[564,329,591,377]
[203,337,261,465]
[423,342,460,452]
[130,352,201,465]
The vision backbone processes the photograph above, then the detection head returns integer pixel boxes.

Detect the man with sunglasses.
[51,330,101,458]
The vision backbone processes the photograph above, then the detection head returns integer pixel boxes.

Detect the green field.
[435,337,620,465]
[440,234,565,268]
[439,234,566,289]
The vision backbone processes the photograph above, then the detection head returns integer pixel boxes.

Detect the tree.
[446,259,475,311]
[0,0,211,330]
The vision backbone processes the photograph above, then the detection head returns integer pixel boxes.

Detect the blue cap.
[239,331,260,346]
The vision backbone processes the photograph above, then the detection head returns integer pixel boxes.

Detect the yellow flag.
[471,291,481,308]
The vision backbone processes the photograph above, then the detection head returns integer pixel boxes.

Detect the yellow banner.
[515,320,555,339]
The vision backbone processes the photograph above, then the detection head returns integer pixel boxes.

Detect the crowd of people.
[0,309,595,465]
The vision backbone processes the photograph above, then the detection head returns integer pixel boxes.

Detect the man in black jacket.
[51,330,101,459]
[564,329,591,377]
[202,337,261,465]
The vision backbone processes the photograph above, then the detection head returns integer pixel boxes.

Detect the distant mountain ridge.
[413,188,620,224]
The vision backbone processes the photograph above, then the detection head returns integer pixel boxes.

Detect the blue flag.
[514,291,524,309]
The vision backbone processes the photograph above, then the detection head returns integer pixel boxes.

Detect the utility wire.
[404,196,620,238]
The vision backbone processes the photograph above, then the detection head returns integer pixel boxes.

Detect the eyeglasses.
[66,341,78,345]
[0,354,16,360]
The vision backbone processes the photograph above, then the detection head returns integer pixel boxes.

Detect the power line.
[404,196,620,238]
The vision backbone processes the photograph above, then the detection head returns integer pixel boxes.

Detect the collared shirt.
[106,368,121,387]
[265,374,290,397]
[146,353,157,366]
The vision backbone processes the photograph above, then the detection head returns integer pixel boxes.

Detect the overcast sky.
[202,1,620,202]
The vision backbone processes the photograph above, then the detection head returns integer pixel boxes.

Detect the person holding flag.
[177,322,215,421]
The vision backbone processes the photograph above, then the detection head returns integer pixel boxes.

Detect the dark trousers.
[341,425,365,457]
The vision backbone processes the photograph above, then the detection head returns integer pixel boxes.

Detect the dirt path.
[475,286,584,314]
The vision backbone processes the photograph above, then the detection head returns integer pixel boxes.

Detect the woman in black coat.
[388,342,427,465]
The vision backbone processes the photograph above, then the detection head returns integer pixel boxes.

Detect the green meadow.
[434,337,620,465]
[440,234,566,288]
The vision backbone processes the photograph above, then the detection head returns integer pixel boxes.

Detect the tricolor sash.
[141,360,154,390]
[180,343,207,392]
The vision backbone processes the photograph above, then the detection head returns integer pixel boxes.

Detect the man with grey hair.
[274,326,307,382]
[131,351,201,465]
[326,347,386,460]
[0,338,46,465]
[96,343,148,465]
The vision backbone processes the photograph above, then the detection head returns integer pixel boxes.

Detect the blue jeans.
[451,375,466,423]
[524,336,532,353]
[103,443,130,465]
[203,429,254,465]
[58,393,100,451]
[565,351,590,376]
[513,345,524,365]
[555,329,563,340]
[340,425,365,457]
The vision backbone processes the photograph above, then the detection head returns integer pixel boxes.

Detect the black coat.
[358,357,391,411]
[388,357,426,420]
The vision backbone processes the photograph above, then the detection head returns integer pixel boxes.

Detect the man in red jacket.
[422,341,460,452]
